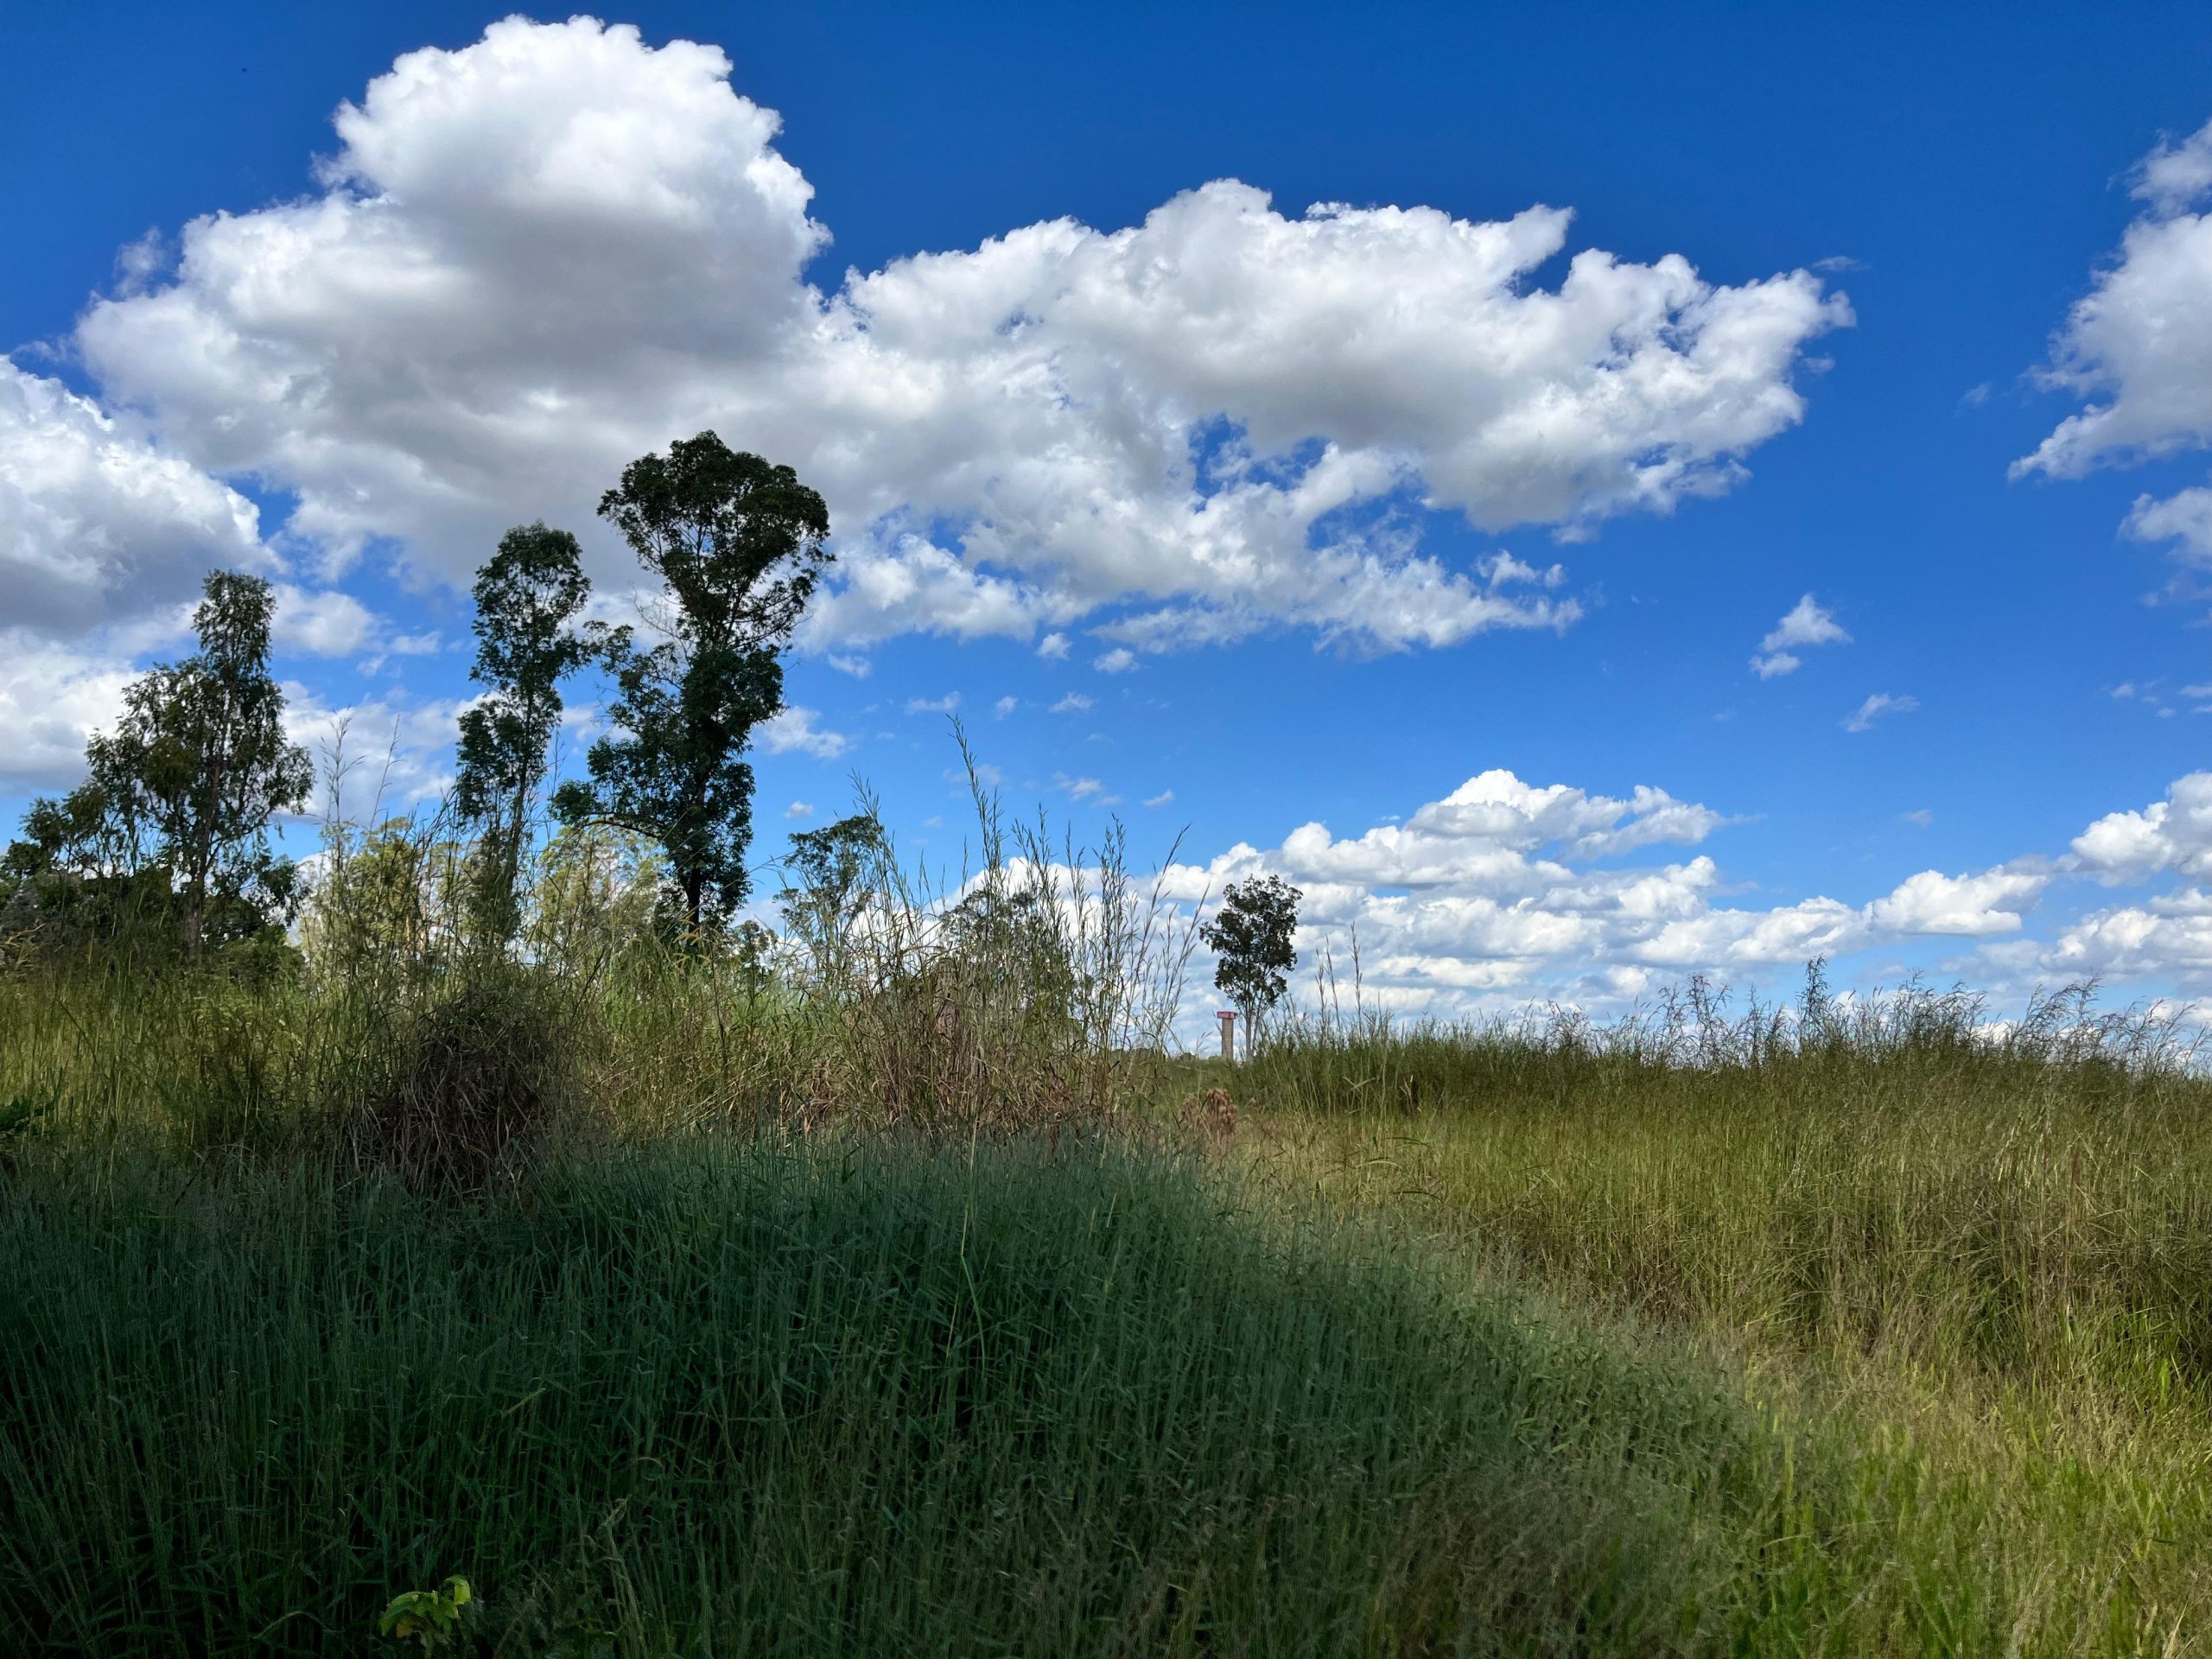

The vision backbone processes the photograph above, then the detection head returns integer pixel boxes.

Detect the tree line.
[2,431,830,965]
[3,424,1308,1047]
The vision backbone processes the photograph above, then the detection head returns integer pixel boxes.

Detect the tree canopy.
[454,522,591,945]
[555,433,832,936]
[3,570,310,958]
[1199,874,1302,1047]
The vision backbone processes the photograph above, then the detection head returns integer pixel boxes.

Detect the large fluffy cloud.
[0,354,444,782]
[2017,117,2212,572]
[1271,769,1731,888]
[2035,890,2212,983]
[0,360,278,784]
[0,639,143,790]
[2069,772,2212,883]
[70,15,1849,665]
[0,358,267,637]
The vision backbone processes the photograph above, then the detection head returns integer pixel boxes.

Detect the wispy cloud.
[1844,692,1917,734]
[1054,772,1115,804]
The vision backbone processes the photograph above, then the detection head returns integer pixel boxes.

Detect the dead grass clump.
[1178,1086,1238,1147]
[346,970,583,1192]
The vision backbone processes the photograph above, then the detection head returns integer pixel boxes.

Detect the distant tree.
[944,876,1082,1035]
[453,523,591,946]
[522,823,667,984]
[4,570,309,957]
[125,570,311,955]
[777,813,887,986]
[296,817,449,984]
[0,766,152,944]
[731,918,779,1001]
[1199,874,1302,1052]
[555,433,832,936]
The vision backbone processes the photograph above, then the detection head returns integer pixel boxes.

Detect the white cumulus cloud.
[1751,593,1850,678]
[2069,772,2212,883]
[2136,122,2212,219]
[1863,867,2048,936]
[1153,758,2212,1018]
[0,358,269,639]
[0,638,143,789]
[1157,766,2075,1016]
[271,585,389,658]
[56,15,1849,668]
[757,706,853,760]
[2018,116,2212,577]
[2035,891,2212,983]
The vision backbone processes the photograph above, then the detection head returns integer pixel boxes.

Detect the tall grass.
[1218,976,2212,1652]
[1235,976,2212,1391]
[0,740,1198,1166]
[0,1134,1847,1656]
[760,749,1199,1131]
[10,761,2212,1652]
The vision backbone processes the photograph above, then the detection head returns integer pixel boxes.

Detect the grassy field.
[1229,1000,2212,1655]
[3,931,2211,1652]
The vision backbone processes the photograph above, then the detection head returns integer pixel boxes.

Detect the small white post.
[1217,1009,1236,1063]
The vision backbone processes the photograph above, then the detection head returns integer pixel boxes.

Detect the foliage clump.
[3,571,309,964]
[453,522,590,950]
[556,432,832,937]
[1200,872,1301,1049]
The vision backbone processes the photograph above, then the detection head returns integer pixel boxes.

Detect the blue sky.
[5,3,2212,1018]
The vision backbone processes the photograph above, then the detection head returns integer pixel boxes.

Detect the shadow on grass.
[0,1131,1872,1656]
